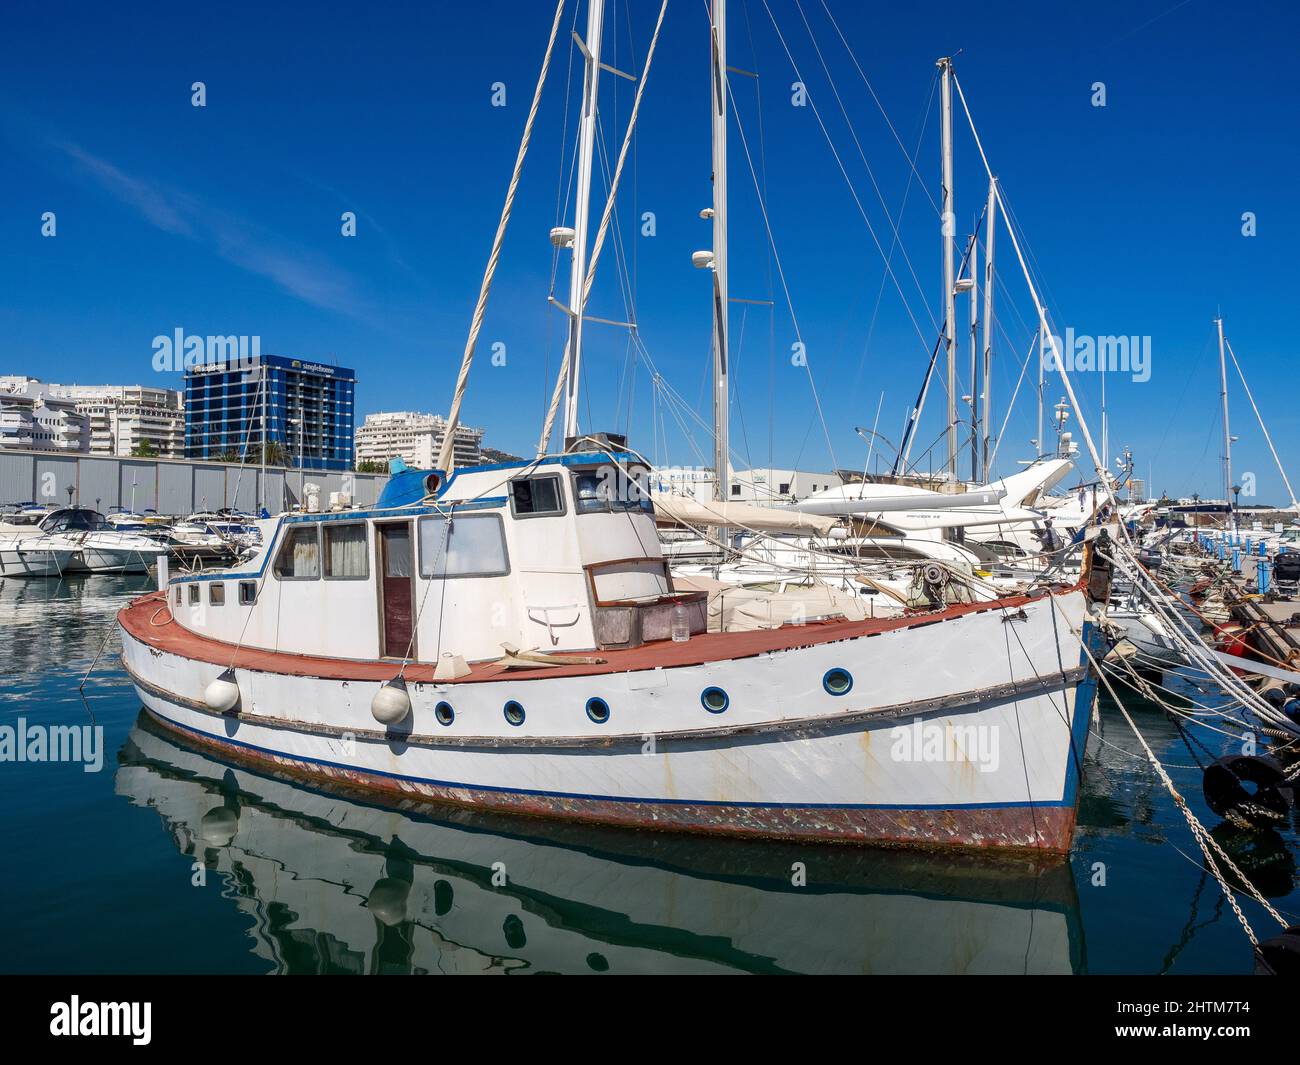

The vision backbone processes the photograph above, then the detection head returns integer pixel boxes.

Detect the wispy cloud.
[58,142,197,237]
[55,141,364,317]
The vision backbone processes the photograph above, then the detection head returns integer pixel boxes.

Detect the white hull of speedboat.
[0,545,77,578]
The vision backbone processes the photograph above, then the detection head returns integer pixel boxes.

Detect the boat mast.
[1036,321,1045,457]
[560,0,607,444]
[709,0,729,502]
[1100,367,1108,484]
[938,56,957,483]
[260,361,266,511]
[1216,314,1233,525]
[980,177,996,481]
[966,233,978,483]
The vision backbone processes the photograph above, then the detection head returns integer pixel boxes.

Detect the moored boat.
[118,453,1107,853]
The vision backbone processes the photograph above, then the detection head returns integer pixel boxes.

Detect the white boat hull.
[120,585,1099,853]
[0,545,76,577]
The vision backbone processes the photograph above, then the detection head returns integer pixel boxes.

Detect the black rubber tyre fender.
[1202,754,1295,827]
[1255,925,1300,976]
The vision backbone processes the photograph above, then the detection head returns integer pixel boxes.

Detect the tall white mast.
[938,56,957,482]
[260,360,267,509]
[560,0,607,443]
[980,178,996,481]
[1036,321,1045,456]
[1216,314,1233,522]
[709,0,729,501]
[1100,369,1108,484]
[966,235,979,483]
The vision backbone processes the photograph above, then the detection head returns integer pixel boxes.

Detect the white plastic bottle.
[670,603,690,643]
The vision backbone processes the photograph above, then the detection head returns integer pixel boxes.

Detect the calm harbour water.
[1,575,1296,974]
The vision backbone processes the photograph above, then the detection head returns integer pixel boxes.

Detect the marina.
[1,572,1295,974]
[2,0,1299,1009]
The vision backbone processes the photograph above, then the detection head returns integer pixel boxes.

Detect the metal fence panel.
[118,461,158,513]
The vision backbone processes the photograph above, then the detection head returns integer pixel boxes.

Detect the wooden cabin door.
[378,523,415,659]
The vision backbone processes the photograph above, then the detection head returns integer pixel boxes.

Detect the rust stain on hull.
[145,709,1077,857]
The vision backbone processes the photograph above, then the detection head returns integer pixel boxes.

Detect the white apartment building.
[355,411,484,470]
[650,466,843,503]
[729,468,843,502]
[0,379,90,453]
[47,383,183,457]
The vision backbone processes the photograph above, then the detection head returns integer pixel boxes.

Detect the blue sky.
[0,0,1296,501]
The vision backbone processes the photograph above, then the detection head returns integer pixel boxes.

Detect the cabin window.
[209,582,225,606]
[323,523,368,579]
[572,467,653,514]
[174,585,182,605]
[730,484,741,497]
[509,475,564,517]
[239,581,257,605]
[274,525,321,580]
[779,482,791,494]
[418,514,509,578]
[187,583,200,605]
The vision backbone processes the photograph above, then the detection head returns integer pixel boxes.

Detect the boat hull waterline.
[120,587,1097,853]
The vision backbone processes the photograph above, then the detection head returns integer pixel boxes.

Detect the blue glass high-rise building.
[184,354,355,471]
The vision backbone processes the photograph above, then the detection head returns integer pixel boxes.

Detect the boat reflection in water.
[116,714,1085,974]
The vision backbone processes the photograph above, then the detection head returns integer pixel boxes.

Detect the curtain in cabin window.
[384,525,412,578]
[274,526,320,579]
[324,523,367,578]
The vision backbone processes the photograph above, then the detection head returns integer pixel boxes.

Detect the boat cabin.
[163,451,705,663]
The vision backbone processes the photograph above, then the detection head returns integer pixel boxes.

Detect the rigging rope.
[436,0,567,474]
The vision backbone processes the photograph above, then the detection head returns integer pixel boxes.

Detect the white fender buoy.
[204,668,240,712]
[371,677,411,726]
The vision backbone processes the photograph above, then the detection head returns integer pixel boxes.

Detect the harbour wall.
[0,450,390,515]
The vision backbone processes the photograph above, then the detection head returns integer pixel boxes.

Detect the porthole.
[435,701,455,726]
[700,686,729,714]
[585,697,610,724]
[504,700,526,727]
[823,668,853,696]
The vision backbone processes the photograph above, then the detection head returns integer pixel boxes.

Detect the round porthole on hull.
[435,701,455,726]
[822,668,853,696]
[585,697,610,724]
[700,686,729,714]
[504,701,526,727]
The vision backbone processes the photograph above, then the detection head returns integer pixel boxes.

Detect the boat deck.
[118,587,1048,683]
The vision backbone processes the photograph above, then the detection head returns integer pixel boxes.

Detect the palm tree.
[261,441,293,468]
